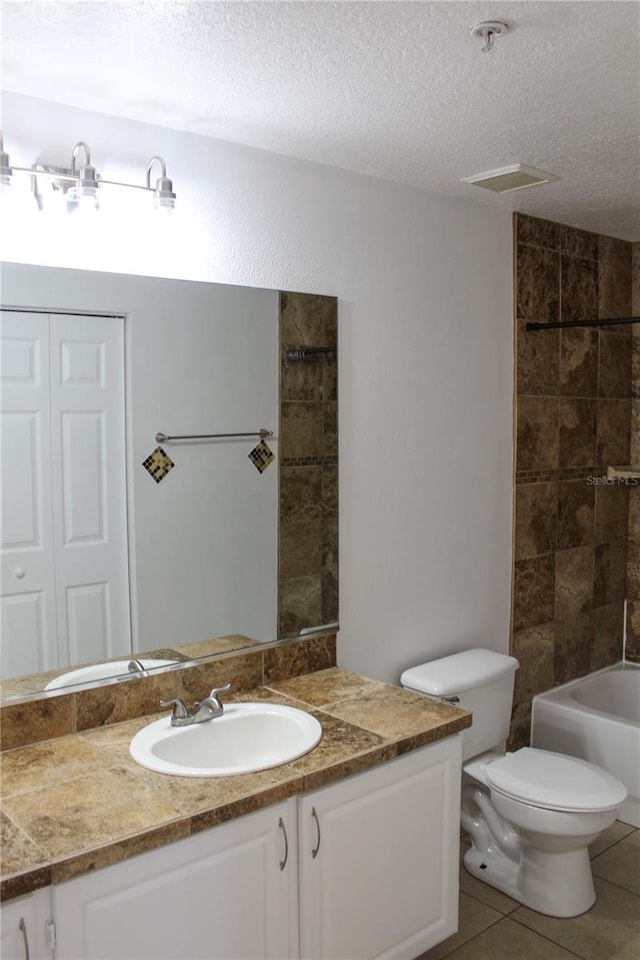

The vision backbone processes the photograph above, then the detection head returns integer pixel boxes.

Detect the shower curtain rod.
[526,316,640,331]
[284,346,336,361]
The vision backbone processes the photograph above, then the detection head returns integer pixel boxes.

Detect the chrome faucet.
[128,658,148,675]
[161,683,231,727]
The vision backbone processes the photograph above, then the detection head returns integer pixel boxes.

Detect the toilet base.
[464,840,596,917]
[463,842,519,900]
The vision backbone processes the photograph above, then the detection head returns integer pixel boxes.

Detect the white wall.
[1,92,514,683]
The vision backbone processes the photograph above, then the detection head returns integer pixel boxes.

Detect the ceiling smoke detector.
[461,164,560,193]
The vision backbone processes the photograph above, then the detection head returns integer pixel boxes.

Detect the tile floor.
[418,822,640,960]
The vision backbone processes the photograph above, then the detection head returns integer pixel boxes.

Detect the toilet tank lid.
[400,648,518,696]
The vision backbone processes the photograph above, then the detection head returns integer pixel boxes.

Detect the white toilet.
[400,648,627,918]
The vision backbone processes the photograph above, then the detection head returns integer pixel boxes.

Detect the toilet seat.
[484,748,627,813]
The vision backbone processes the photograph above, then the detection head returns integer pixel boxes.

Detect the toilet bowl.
[461,747,625,916]
[401,649,627,917]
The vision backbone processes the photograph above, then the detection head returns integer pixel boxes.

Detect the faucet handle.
[160,697,189,720]
[208,682,231,701]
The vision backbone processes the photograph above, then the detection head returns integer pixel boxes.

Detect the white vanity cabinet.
[0,888,54,960]
[299,737,461,960]
[52,799,298,960]
[48,735,462,960]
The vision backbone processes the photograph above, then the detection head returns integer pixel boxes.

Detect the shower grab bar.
[155,429,273,444]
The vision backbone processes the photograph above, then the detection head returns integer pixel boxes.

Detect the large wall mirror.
[0,263,338,701]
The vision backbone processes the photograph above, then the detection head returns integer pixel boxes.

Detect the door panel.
[1,310,130,679]
[0,312,56,675]
[50,314,130,665]
[65,581,111,665]
[1,412,43,550]
[60,411,107,545]
[0,591,49,680]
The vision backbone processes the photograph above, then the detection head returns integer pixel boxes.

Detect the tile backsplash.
[0,633,337,752]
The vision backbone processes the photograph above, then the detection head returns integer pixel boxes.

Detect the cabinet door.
[0,888,54,960]
[299,736,462,960]
[53,799,298,960]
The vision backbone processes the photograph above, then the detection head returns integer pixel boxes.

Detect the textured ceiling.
[2,1,639,240]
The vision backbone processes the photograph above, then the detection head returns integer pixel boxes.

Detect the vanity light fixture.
[0,132,177,214]
[65,141,100,213]
[146,155,176,211]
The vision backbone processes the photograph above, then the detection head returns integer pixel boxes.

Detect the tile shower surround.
[279,292,338,637]
[626,244,640,661]
[511,214,634,749]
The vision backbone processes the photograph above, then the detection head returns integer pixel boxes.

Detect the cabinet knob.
[14,567,26,580]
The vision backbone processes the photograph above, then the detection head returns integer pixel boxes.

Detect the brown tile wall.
[510,214,633,748]
[627,244,640,663]
[278,292,338,637]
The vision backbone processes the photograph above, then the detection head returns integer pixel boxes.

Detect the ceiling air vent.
[462,164,559,193]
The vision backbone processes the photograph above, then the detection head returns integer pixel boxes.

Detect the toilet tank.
[400,649,519,761]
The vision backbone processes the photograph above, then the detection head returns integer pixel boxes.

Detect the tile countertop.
[0,668,471,902]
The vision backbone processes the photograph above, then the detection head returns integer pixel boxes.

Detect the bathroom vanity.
[0,667,469,960]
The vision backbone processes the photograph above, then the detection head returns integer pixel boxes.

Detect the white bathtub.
[531,662,640,827]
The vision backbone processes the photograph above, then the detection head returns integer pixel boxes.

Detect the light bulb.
[67,142,100,214]
[66,184,99,216]
[154,194,175,214]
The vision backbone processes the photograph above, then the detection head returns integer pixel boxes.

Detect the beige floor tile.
[431,916,578,960]
[512,876,640,960]
[416,893,502,959]
[589,820,636,859]
[592,830,640,896]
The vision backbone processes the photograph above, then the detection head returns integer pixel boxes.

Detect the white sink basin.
[129,702,323,777]
[45,658,178,690]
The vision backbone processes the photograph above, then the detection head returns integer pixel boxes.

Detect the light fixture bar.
[0,133,177,213]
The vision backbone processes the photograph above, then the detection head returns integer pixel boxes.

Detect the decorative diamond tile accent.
[248,439,275,473]
[142,446,175,483]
